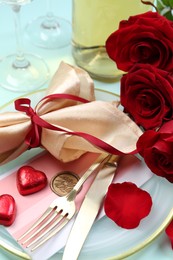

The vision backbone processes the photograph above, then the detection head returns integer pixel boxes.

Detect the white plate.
[0,89,173,260]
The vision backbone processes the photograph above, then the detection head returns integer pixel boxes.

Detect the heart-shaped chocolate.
[17,166,48,196]
[0,194,16,226]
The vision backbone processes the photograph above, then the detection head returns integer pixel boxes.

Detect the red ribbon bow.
[15,98,42,149]
[15,93,137,155]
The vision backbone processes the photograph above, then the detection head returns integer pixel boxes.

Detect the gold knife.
[62,155,118,260]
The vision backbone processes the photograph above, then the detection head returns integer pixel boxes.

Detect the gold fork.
[17,154,112,251]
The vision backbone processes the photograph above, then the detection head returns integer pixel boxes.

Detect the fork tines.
[17,154,113,251]
[18,200,72,251]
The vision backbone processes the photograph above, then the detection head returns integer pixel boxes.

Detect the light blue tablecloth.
[0,1,172,259]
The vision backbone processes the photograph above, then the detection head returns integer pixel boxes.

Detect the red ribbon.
[15,93,137,155]
[15,98,42,149]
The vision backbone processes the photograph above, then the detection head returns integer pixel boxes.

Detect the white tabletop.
[0,1,172,259]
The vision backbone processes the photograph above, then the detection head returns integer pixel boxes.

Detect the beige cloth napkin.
[0,62,142,165]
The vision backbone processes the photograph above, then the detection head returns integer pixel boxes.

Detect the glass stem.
[12,4,30,69]
[41,0,59,29]
[46,0,53,18]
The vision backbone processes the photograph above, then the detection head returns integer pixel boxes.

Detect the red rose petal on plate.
[165,220,173,249]
[0,194,16,226]
[17,166,48,196]
[104,182,152,229]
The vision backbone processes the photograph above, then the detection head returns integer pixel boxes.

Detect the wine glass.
[25,0,71,49]
[0,0,50,92]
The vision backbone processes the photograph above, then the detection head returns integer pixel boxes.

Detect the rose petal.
[104,182,152,229]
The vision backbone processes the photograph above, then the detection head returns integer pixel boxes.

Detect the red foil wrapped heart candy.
[17,166,48,196]
[0,194,16,226]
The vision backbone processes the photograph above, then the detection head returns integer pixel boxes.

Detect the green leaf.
[156,0,173,8]
[163,11,173,20]
[156,0,173,20]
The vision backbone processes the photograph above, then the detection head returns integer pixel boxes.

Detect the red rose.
[106,11,173,72]
[104,182,152,229]
[120,64,173,130]
[137,121,173,182]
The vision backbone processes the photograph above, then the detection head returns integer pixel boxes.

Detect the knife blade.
[62,157,118,260]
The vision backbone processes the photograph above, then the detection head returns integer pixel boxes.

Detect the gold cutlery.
[17,154,112,251]
[62,156,118,260]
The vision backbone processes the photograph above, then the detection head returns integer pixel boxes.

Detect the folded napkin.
[0,62,142,165]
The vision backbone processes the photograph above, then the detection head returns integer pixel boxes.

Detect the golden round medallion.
[50,171,80,196]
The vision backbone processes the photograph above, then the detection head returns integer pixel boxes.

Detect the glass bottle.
[72,0,153,81]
